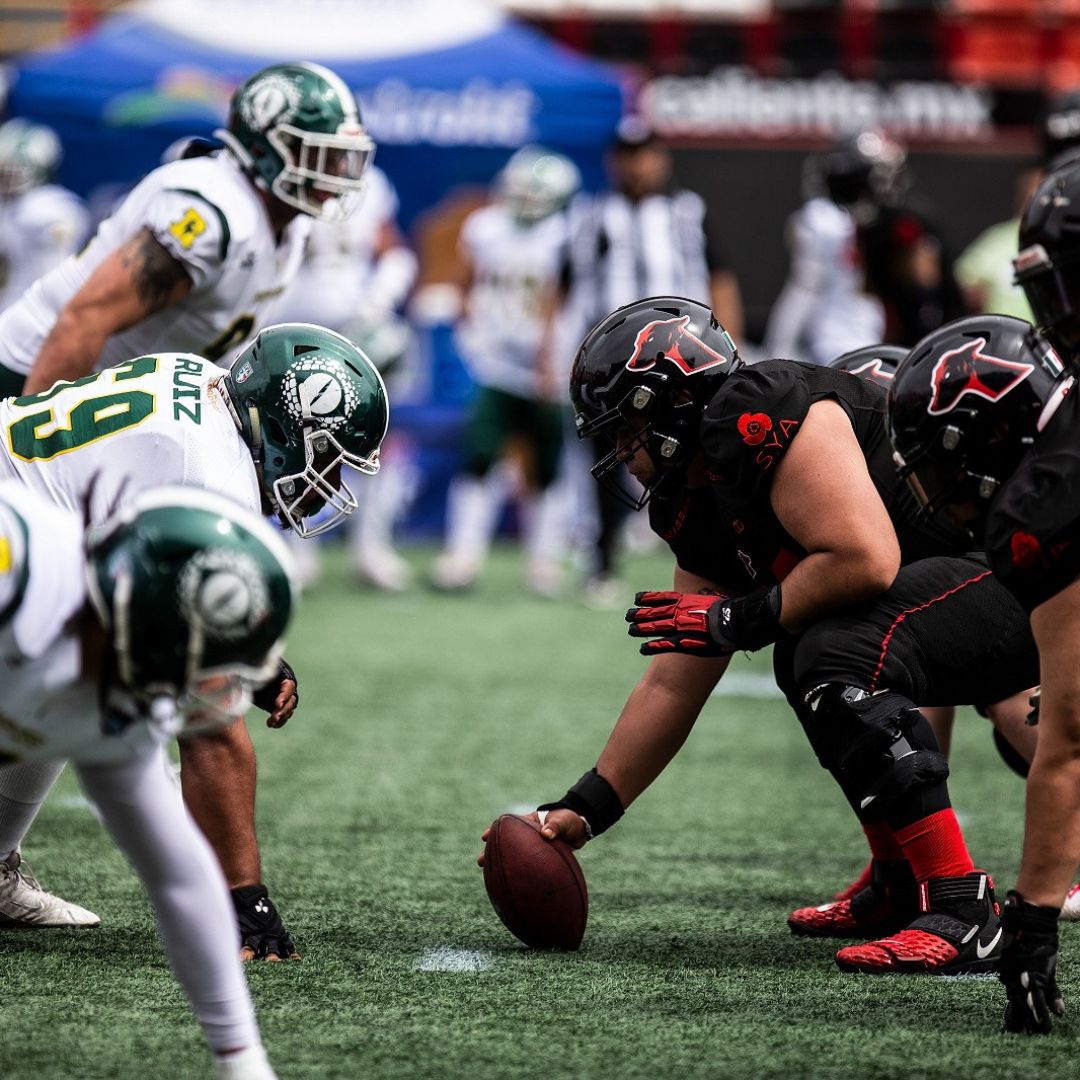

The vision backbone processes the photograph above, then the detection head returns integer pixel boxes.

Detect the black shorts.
[772,554,1039,712]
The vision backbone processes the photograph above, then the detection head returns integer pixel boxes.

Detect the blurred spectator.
[762,132,891,364]
[274,164,419,592]
[0,119,89,315]
[431,145,580,595]
[955,164,1041,320]
[561,117,744,606]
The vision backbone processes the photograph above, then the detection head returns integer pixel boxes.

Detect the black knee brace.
[801,684,950,821]
[992,727,1030,779]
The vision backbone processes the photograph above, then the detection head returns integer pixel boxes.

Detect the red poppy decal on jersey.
[738,412,773,446]
[1010,531,1041,569]
[626,315,731,376]
[928,336,1035,416]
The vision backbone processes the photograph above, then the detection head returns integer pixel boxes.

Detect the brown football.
[482,813,588,949]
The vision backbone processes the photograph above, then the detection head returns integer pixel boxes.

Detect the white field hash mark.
[711,671,783,699]
[415,948,492,973]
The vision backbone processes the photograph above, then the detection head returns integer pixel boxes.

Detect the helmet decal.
[626,315,732,376]
[928,336,1035,416]
[241,74,302,132]
[847,358,895,385]
[177,549,270,642]
[282,357,361,431]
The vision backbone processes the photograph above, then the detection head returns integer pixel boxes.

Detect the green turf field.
[2,544,1076,1079]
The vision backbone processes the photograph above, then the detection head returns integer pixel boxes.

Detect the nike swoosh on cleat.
[976,927,1003,959]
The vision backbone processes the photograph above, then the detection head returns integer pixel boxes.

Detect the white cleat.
[429,553,480,592]
[355,547,412,593]
[0,851,100,927]
[214,1045,278,1080]
[1061,882,1080,921]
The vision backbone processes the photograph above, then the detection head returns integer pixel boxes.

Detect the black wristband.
[538,768,625,836]
[252,657,297,714]
[707,585,783,652]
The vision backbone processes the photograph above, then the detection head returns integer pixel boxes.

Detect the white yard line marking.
[711,672,784,699]
[415,947,492,973]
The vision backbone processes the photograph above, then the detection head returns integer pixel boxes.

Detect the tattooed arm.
[24,228,193,393]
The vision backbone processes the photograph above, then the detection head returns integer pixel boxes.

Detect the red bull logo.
[626,316,731,376]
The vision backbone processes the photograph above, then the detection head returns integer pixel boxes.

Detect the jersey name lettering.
[172,357,204,424]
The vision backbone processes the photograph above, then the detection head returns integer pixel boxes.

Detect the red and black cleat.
[835,871,1003,975]
[789,859,918,939]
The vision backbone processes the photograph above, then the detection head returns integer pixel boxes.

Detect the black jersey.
[648,359,966,592]
[986,384,1080,612]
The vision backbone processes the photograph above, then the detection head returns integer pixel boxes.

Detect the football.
[482,813,588,949]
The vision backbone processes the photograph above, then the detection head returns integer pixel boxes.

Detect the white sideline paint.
[415,947,492,973]
[711,672,784,699]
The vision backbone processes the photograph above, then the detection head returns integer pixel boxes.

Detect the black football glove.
[626,585,782,657]
[252,658,298,715]
[230,884,301,961]
[1000,891,1065,1035]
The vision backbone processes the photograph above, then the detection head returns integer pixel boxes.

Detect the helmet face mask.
[86,488,297,738]
[221,62,375,222]
[225,323,389,538]
[571,298,740,510]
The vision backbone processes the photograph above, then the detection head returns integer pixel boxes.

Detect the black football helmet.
[1014,160,1080,353]
[1040,87,1080,170]
[827,343,907,389]
[570,296,741,509]
[804,130,907,220]
[887,314,1069,530]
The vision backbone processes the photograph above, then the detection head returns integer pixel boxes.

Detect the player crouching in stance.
[0,322,388,958]
[888,314,1079,1033]
[498,297,1042,977]
[0,483,296,1078]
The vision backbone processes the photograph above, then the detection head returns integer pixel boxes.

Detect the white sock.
[0,760,65,859]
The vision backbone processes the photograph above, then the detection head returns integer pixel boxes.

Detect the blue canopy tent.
[7,1,625,537]
[7,0,625,228]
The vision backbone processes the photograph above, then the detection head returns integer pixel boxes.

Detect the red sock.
[862,821,904,862]
[893,809,974,883]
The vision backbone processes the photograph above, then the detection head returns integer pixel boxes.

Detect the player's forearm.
[776,547,898,632]
[1016,708,1080,907]
[179,720,261,887]
[596,654,728,807]
[23,309,111,393]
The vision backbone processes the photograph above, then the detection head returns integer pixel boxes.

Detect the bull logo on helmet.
[928,336,1035,416]
[846,358,895,387]
[625,316,731,377]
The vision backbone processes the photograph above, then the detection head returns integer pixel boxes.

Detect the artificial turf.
[1,544,1075,1079]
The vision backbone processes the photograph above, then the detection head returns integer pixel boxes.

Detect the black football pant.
[772,553,1039,829]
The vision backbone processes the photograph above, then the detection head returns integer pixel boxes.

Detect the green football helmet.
[0,118,62,197]
[85,487,297,734]
[218,61,375,222]
[496,145,581,225]
[223,323,389,538]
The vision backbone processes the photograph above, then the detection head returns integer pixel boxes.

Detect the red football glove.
[625,590,732,657]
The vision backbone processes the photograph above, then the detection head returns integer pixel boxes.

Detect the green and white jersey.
[0,482,173,766]
[0,152,309,376]
[0,184,90,314]
[0,353,260,526]
[455,202,569,399]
